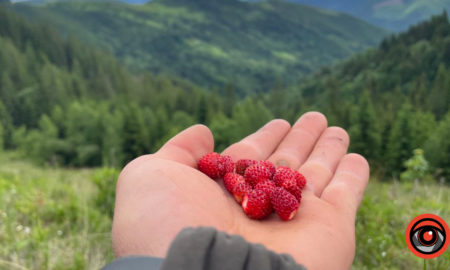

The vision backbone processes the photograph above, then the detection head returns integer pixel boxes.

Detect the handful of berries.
[198,152,307,221]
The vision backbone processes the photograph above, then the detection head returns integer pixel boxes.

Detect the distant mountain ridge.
[12,0,450,32]
[11,0,388,93]
[246,0,450,31]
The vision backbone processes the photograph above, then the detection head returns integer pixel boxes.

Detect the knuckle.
[323,127,350,147]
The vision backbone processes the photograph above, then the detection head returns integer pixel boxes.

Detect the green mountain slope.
[0,4,222,166]
[274,12,450,176]
[11,0,388,93]
[1,4,449,180]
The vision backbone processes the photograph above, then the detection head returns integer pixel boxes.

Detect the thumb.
[154,124,214,167]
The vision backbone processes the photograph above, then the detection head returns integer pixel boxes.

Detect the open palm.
[112,112,369,270]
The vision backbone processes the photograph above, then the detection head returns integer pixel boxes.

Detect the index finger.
[222,119,291,161]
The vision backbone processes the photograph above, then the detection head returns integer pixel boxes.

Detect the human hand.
[112,112,369,270]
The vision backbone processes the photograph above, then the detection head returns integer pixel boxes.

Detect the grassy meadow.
[0,151,449,270]
[0,152,116,270]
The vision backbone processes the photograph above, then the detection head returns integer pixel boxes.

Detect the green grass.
[0,151,449,269]
[0,152,116,270]
[354,178,450,269]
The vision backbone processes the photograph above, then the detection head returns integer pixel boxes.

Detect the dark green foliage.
[12,0,387,93]
[348,90,381,161]
[0,101,13,148]
[386,103,415,176]
[425,112,450,180]
[275,12,450,178]
[1,6,449,181]
[428,64,450,118]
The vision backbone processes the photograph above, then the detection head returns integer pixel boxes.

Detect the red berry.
[272,166,306,190]
[273,166,295,187]
[271,187,299,221]
[235,159,257,175]
[244,164,271,187]
[197,153,234,179]
[198,152,222,178]
[294,171,307,190]
[232,182,252,203]
[258,160,276,177]
[223,173,245,194]
[254,180,276,197]
[219,155,235,175]
[280,178,302,201]
[242,189,272,219]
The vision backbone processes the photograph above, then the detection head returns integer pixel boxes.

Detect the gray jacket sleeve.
[101,256,163,270]
[102,227,307,270]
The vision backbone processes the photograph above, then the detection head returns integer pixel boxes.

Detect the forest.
[10,0,387,93]
[1,5,449,180]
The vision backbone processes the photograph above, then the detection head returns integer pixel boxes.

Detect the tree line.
[0,5,449,180]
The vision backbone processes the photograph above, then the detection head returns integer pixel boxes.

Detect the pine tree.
[196,95,208,124]
[232,98,273,139]
[0,122,3,151]
[224,84,236,117]
[325,76,342,125]
[386,102,415,176]
[428,64,449,119]
[121,103,151,163]
[349,90,381,161]
[424,112,450,179]
[0,101,13,148]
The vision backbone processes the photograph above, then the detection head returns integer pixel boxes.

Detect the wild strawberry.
[198,152,222,178]
[254,180,276,197]
[273,166,306,190]
[271,187,299,221]
[280,178,302,201]
[197,153,234,179]
[232,182,252,203]
[219,155,235,175]
[242,189,272,219]
[235,159,257,175]
[259,160,276,177]
[223,173,245,194]
[273,166,296,187]
[294,171,307,190]
[244,164,271,187]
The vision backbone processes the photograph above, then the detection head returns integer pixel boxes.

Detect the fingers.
[154,124,214,167]
[321,154,370,219]
[267,112,327,168]
[299,127,350,196]
[222,119,291,161]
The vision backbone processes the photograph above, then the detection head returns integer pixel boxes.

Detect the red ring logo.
[405,213,450,259]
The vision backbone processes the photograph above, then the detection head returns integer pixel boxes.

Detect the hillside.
[273,12,450,177]
[0,5,227,167]
[267,0,450,31]
[11,0,388,93]
[1,4,449,180]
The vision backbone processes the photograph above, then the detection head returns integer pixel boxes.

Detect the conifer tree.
[386,102,415,175]
[349,90,381,161]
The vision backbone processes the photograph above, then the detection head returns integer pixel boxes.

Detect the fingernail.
[276,160,289,167]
